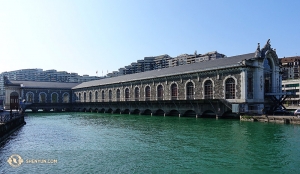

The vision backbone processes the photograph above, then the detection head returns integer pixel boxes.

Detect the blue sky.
[0,0,299,76]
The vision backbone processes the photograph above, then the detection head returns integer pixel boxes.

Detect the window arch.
[39,92,47,103]
[116,89,120,101]
[63,93,69,103]
[95,91,98,102]
[51,92,58,103]
[135,87,140,101]
[89,92,92,102]
[125,88,130,101]
[84,92,86,102]
[78,93,81,102]
[157,85,163,100]
[26,92,34,103]
[204,80,213,99]
[171,83,178,100]
[186,82,194,100]
[145,86,150,101]
[109,90,112,102]
[102,90,105,102]
[225,78,235,99]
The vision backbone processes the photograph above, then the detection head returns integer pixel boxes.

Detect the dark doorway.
[10,92,19,110]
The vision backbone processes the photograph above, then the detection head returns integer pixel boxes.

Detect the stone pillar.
[240,68,247,100]
[253,60,265,101]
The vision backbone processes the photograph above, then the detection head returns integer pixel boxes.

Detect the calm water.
[1,113,300,173]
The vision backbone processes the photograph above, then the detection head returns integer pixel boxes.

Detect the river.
[1,113,300,173]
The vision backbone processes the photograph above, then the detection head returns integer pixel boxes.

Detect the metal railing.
[0,113,25,124]
[74,94,229,103]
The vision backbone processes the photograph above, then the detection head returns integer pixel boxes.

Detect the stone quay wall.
[0,113,26,142]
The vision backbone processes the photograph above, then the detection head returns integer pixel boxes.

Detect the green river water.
[1,112,300,173]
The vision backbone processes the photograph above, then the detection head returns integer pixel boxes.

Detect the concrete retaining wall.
[240,115,300,124]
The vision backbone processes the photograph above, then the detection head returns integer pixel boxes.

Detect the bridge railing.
[0,113,25,124]
[75,96,202,103]
[74,94,231,103]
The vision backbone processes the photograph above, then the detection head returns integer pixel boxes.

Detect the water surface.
[1,113,300,173]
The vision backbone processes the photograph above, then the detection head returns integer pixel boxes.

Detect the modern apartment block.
[280,56,300,108]
[281,56,300,80]
[0,69,102,98]
[282,79,300,107]
[106,51,226,77]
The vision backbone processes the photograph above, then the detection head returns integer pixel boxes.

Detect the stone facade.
[4,80,77,110]
[22,89,72,103]
[73,68,252,117]
[74,70,242,103]
[5,87,73,109]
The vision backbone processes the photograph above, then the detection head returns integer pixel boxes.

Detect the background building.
[280,56,300,108]
[280,56,300,80]
[0,69,102,100]
[282,79,299,107]
[106,51,226,77]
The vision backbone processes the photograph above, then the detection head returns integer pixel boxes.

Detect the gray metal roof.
[73,53,255,89]
[9,80,80,89]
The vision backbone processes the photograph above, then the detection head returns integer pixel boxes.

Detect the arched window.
[135,87,139,101]
[102,90,105,102]
[264,58,273,93]
[225,78,235,99]
[145,86,150,101]
[26,92,34,103]
[51,93,58,103]
[63,93,69,103]
[116,89,120,101]
[125,88,130,101]
[39,93,46,103]
[186,82,194,100]
[109,90,112,102]
[95,91,98,102]
[204,80,213,99]
[89,92,92,102]
[171,83,178,100]
[157,85,163,100]
[84,92,86,102]
[78,93,81,102]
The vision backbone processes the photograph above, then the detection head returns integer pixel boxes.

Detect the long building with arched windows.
[4,40,287,117]
[4,79,78,111]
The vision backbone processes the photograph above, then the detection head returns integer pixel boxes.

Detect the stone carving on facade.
[254,43,261,58]
[261,39,271,58]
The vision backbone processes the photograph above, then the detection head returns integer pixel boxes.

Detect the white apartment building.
[282,79,300,108]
